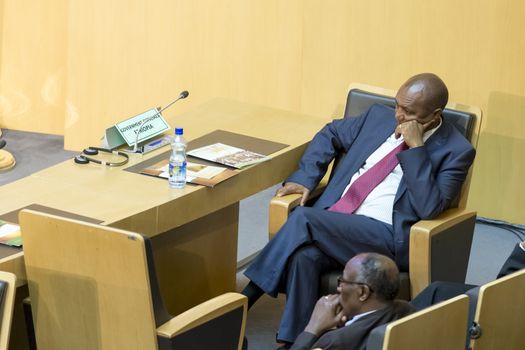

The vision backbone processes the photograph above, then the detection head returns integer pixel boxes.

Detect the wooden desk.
[0,98,328,315]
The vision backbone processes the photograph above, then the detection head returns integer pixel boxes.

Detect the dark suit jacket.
[286,104,475,270]
[497,243,525,278]
[290,300,414,350]
[411,243,525,310]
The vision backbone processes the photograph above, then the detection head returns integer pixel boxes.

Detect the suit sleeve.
[290,332,319,350]
[497,243,525,278]
[286,116,364,191]
[290,330,346,350]
[397,134,476,219]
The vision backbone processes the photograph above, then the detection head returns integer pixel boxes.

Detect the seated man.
[411,240,525,309]
[291,253,414,350]
[242,73,476,347]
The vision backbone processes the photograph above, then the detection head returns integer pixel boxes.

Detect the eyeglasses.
[337,275,374,293]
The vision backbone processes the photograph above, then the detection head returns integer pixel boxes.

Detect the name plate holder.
[102,108,171,152]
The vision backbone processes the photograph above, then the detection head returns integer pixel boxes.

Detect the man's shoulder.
[367,103,395,117]
[390,300,416,316]
[336,104,395,130]
[439,119,475,150]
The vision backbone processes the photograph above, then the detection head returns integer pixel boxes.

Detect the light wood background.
[0,0,524,223]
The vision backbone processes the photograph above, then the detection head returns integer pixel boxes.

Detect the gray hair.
[356,253,400,301]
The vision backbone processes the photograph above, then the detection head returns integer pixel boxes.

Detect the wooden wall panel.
[299,0,525,224]
[0,0,68,134]
[0,0,524,222]
[64,0,303,150]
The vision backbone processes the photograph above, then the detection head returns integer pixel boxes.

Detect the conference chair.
[0,271,16,350]
[269,83,482,299]
[366,295,469,350]
[467,269,525,350]
[19,209,247,350]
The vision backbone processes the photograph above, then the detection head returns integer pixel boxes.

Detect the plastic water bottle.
[169,128,187,189]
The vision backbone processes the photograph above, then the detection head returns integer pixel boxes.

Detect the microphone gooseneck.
[132,91,189,153]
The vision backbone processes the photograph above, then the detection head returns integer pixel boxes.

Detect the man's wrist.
[304,323,324,337]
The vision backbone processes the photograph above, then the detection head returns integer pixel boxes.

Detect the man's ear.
[358,285,372,302]
[431,108,442,120]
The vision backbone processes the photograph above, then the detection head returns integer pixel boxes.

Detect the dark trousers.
[244,206,396,342]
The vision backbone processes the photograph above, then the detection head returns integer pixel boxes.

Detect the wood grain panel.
[1,0,524,221]
[0,0,68,134]
[64,0,303,150]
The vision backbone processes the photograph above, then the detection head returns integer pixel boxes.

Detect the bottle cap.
[175,127,183,135]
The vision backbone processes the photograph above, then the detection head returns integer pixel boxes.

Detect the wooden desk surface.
[0,98,329,280]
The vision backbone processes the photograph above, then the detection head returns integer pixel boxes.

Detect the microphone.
[133,91,189,153]
[0,139,6,150]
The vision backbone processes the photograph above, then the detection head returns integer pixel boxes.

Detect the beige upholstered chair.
[366,295,469,350]
[468,269,525,350]
[269,83,482,299]
[0,271,16,350]
[20,209,247,350]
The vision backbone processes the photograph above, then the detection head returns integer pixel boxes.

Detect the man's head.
[395,73,448,130]
[337,253,400,318]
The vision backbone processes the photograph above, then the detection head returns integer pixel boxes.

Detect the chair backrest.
[367,294,469,350]
[157,292,247,350]
[469,269,525,350]
[341,83,482,208]
[20,209,160,350]
[0,271,16,350]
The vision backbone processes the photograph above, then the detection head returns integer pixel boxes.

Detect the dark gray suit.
[290,301,414,350]
[245,104,475,342]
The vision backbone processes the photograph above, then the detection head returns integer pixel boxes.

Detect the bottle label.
[169,161,187,178]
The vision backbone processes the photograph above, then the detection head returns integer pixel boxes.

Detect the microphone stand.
[132,91,189,153]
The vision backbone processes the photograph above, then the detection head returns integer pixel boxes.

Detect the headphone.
[74,147,129,167]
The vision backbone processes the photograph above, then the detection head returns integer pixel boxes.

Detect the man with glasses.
[290,253,413,350]
[242,73,475,348]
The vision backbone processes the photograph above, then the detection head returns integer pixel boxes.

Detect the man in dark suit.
[242,73,476,347]
[410,240,525,309]
[291,253,414,350]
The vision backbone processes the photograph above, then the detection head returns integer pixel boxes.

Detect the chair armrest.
[268,180,329,240]
[409,208,477,298]
[156,292,247,339]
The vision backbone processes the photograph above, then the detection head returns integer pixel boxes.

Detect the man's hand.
[395,118,438,148]
[304,294,346,337]
[276,182,311,206]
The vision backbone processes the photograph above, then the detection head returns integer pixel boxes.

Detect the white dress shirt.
[344,309,377,327]
[340,120,442,225]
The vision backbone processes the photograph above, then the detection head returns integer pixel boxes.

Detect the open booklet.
[187,143,269,169]
[141,160,238,187]
[0,220,22,247]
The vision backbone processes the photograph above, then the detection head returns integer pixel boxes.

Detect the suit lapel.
[343,116,397,178]
[393,121,451,204]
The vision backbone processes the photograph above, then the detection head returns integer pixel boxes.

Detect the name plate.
[103,108,171,149]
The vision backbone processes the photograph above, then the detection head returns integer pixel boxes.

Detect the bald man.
[291,253,414,350]
[242,73,476,348]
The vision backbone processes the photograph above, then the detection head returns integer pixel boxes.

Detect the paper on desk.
[0,221,22,247]
[156,162,225,181]
[187,143,268,169]
[141,158,238,187]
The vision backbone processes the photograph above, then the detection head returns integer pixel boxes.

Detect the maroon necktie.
[328,142,408,214]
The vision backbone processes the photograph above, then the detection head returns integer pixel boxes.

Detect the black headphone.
[74,147,129,167]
